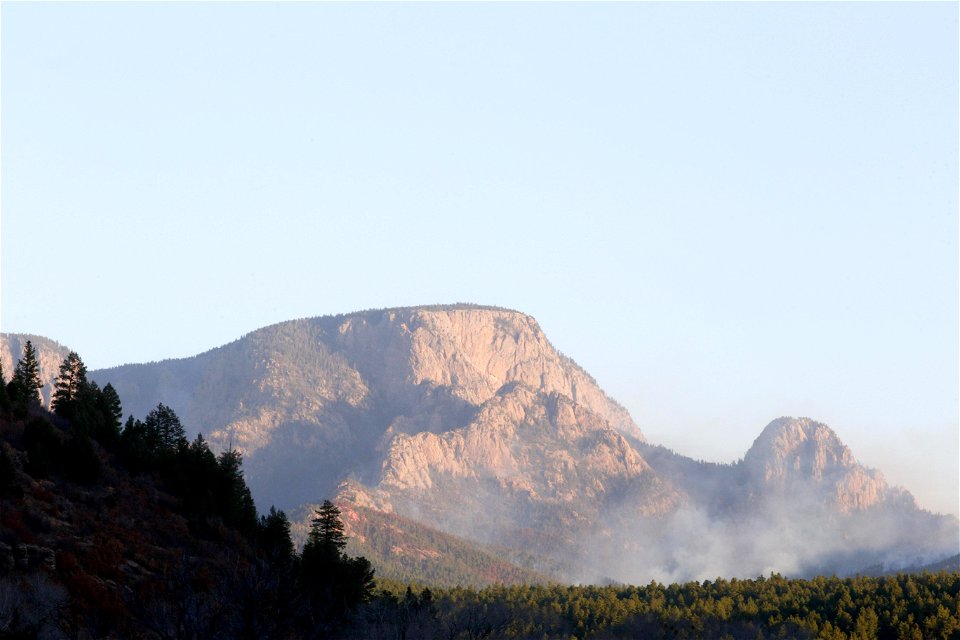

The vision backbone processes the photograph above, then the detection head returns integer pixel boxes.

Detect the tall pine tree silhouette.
[298,500,374,635]
[52,351,88,419]
[12,340,43,408]
[305,500,348,559]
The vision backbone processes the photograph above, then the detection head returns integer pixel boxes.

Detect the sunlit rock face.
[379,384,647,495]
[742,417,890,513]
[327,306,641,439]
[365,383,679,550]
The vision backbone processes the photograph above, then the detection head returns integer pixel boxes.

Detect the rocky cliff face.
[379,384,646,495]
[358,383,678,556]
[743,417,891,513]
[335,308,639,437]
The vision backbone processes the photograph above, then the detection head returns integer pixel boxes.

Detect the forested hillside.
[0,344,374,638]
[325,498,556,587]
[374,573,960,639]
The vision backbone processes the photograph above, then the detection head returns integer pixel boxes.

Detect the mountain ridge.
[67,306,639,512]
[3,305,956,583]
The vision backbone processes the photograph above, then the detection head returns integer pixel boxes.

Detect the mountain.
[618,417,958,582]
[5,305,957,583]
[85,305,639,512]
[291,495,555,588]
[342,382,681,582]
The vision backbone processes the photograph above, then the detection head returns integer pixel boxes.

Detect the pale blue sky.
[2,2,957,515]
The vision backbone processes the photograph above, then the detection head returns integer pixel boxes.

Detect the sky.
[1,3,957,517]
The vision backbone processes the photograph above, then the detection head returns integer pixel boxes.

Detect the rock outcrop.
[743,417,890,513]
[361,384,678,552]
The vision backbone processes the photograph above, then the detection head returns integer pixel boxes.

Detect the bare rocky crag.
[3,305,957,583]
[742,416,892,513]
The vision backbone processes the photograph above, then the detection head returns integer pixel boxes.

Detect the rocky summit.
[3,304,957,584]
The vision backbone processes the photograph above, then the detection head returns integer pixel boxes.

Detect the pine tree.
[298,499,375,633]
[305,500,348,560]
[216,448,258,536]
[52,351,88,418]
[12,340,43,408]
[98,384,123,432]
[0,361,10,411]
[119,415,153,472]
[142,403,186,451]
[92,383,123,446]
[258,507,295,564]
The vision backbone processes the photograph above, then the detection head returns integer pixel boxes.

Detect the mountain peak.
[743,416,890,513]
[309,305,639,439]
[748,416,851,466]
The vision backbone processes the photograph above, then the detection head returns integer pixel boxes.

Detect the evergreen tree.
[305,500,348,559]
[259,507,295,564]
[119,415,153,472]
[97,384,123,435]
[215,448,258,536]
[12,340,43,408]
[142,403,186,451]
[76,381,118,447]
[52,351,88,419]
[172,433,219,518]
[299,499,375,633]
[0,361,10,411]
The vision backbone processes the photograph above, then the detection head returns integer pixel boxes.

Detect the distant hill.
[854,553,960,577]
[291,492,554,588]
[6,305,957,584]
[917,554,960,573]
